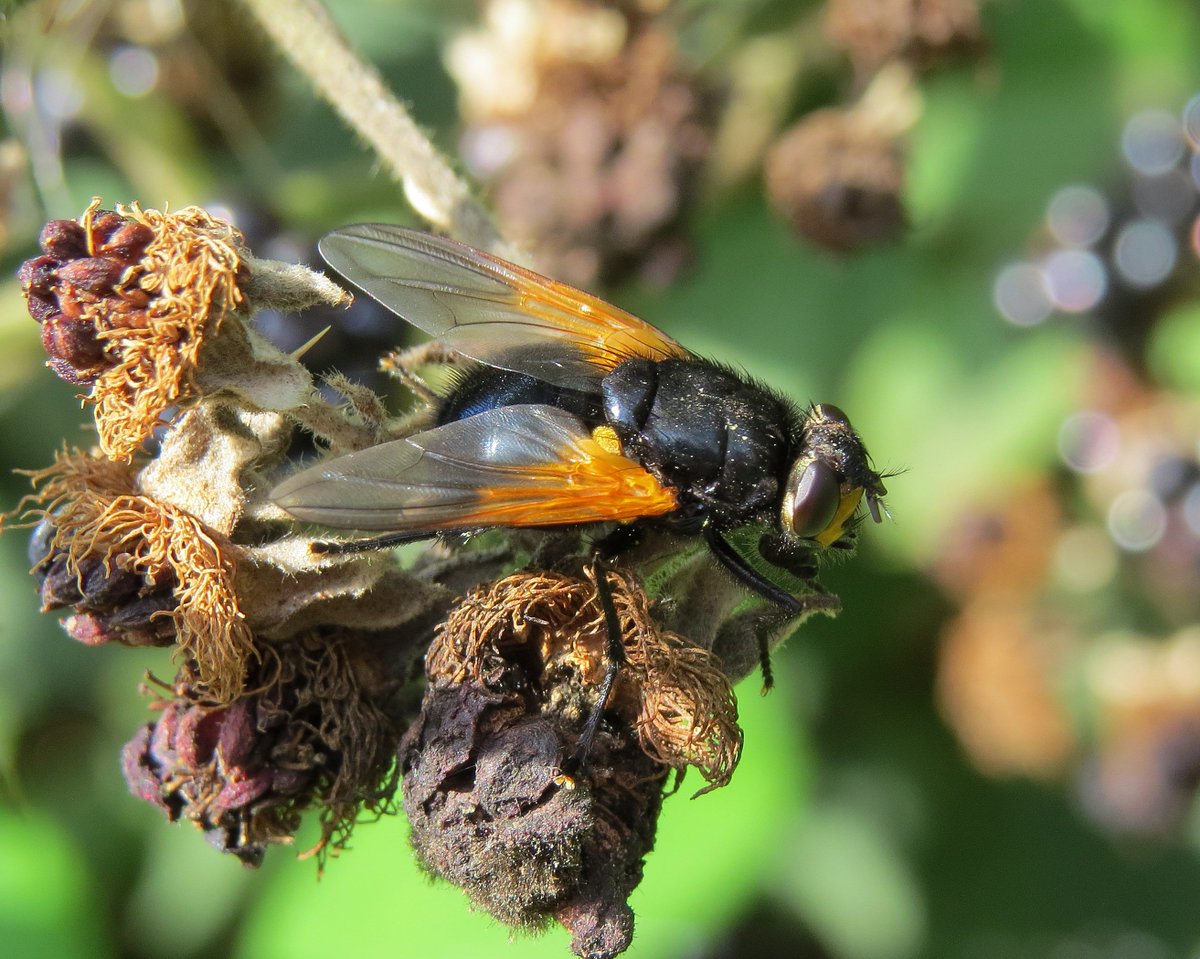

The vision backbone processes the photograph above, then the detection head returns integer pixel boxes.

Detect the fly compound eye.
[784,459,842,540]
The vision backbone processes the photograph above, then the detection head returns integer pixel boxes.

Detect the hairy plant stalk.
[236,0,516,256]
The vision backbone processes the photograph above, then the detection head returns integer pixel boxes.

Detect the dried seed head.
[448,0,716,286]
[1079,629,1200,836]
[18,198,246,461]
[12,448,254,702]
[123,697,300,866]
[31,518,179,648]
[825,0,986,75]
[19,210,154,385]
[404,664,666,959]
[937,603,1076,779]
[427,568,742,788]
[765,106,907,253]
[123,632,404,867]
[406,567,741,957]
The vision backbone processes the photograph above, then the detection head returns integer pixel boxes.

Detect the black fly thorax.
[601,357,794,526]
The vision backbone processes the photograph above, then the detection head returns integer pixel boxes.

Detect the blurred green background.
[4,1,1200,957]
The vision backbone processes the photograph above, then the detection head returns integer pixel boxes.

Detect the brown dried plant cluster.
[933,372,1200,838]
[9,200,837,956]
[447,0,986,267]
[428,568,742,791]
[448,0,718,286]
[20,199,246,461]
[11,199,439,863]
[123,630,406,865]
[25,448,253,701]
[824,0,985,75]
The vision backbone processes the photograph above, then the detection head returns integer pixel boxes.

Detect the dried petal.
[38,218,88,259]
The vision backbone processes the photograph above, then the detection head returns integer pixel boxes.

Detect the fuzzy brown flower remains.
[22,447,254,700]
[406,567,742,959]
[19,198,246,461]
[824,0,986,75]
[765,65,921,253]
[448,0,718,286]
[123,629,406,866]
[8,198,437,864]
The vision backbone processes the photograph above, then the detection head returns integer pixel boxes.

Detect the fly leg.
[309,530,441,554]
[703,527,834,692]
[590,523,644,560]
[380,341,470,404]
[566,557,626,771]
[702,528,814,613]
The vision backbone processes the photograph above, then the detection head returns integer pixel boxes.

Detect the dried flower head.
[932,483,1078,778]
[8,199,467,872]
[1075,393,1200,622]
[427,567,742,789]
[764,64,921,253]
[407,567,715,958]
[19,198,247,461]
[1081,629,1200,836]
[824,0,986,75]
[929,370,1200,833]
[16,447,254,702]
[937,603,1076,779]
[448,0,716,286]
[931,482,1062,601]
[765,105,907,253]
[29,514,179,648]
[123,630,405,866]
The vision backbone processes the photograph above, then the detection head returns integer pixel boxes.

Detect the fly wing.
[319,224,691,392]
[271,405,677,532]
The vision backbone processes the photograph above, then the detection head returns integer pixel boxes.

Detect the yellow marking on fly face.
[815,486,864,547]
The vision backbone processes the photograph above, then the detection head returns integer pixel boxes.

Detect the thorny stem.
[236,0,517,257]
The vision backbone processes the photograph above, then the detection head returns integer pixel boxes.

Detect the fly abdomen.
[439,367,604,425]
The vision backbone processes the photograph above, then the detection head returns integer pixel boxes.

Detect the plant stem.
[236,0,512,255]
